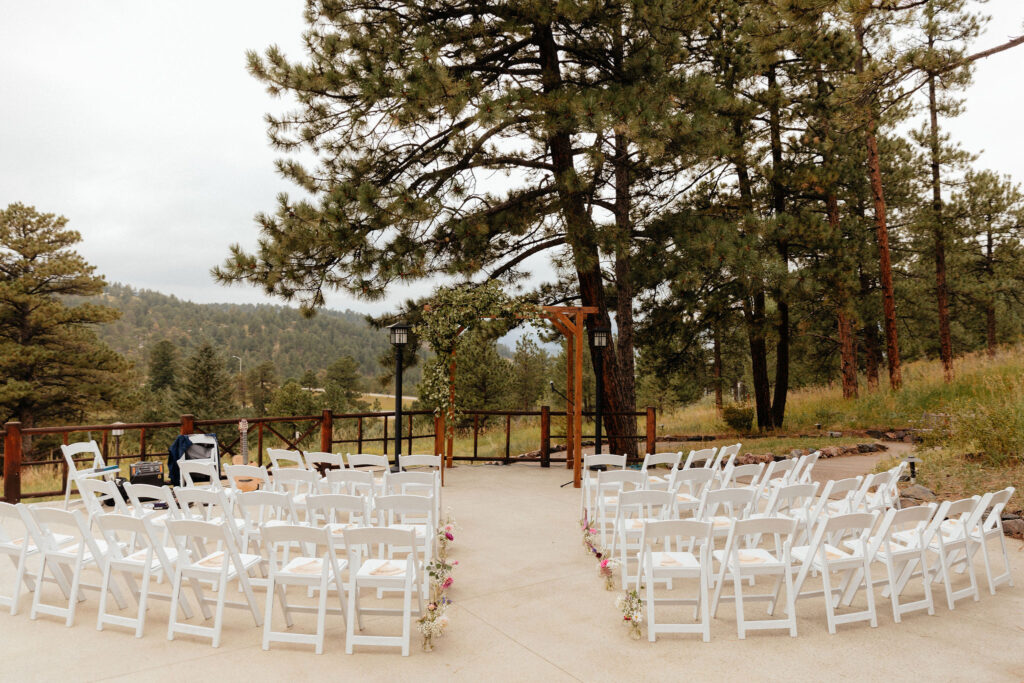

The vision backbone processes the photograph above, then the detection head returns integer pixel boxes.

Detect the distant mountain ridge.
[93,284,393,381]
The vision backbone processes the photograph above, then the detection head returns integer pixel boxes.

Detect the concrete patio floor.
[1,459,1021,682]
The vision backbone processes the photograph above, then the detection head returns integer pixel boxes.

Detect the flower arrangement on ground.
[616,589,644,640]
[437,510,457,559]
[418,556,458,651]
[581,514,617,590]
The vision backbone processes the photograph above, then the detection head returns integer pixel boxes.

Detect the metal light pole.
[231,355,243,408]
[111,422,125,459]
[591,326,610,455]
[389,322,411,470]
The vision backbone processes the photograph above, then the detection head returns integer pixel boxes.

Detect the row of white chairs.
[602,481,1015,641]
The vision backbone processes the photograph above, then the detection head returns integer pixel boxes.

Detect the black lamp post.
[389,322,410,469]
[591,326,610,455]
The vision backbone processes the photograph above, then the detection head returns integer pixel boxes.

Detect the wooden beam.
[573,311,584,488]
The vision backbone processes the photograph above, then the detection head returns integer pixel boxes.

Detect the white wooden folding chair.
[165,518,263,647]
[754,482,820,521]
[224,464,273,494]
[641,452,683,490]
[94,513,192,637]
[398,454,443,516]
[77,477,134,519]
[581,453,627,520]
[696,487,756,539]
[261,524,348,654]
[60,441,116,509]
[343,526,424,656]
[610,489,673,588]
[385,470,439,526]
[791,511,879,634]
[971,487,1015,594]
[347,453,391,496]
[179,460,224,492]
[174,488,246,542]
[28,506,128,627]
[375,494,435,567]
[755,459,797,499]
[305,451,344,475]
[638,519,713,642]
[719,462,765,491]
[267,448,306,470]
[827,473,875,516]
[306,493,371,535]
[913,496,983,610]
[796,451,821,484]
[0,502,57,615]
[708,443,741,472]
[235,490,299,554]
[326,468,377,499]
[842,504,936,623]
[667,468,715,519]
[687,446,716,469]
[711,516,799,638]
[273,468,324,519]
[595,469,644,547]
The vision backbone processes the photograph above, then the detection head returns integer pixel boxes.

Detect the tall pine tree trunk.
[713,325,723,411]
[858,270,881,390]
[928,72,954,382]
[829,192,859,398]
[857,22,902,391]
[768,64,789,428]
[535,21,637,458]
[985,230,997,356]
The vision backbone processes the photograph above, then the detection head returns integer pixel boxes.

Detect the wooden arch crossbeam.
[432,304,597,488]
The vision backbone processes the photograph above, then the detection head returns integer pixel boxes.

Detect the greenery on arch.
[415,282,540,431]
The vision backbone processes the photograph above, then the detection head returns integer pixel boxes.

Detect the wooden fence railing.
[0,406,657,503]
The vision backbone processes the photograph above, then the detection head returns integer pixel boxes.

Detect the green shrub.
[722,404,754,433]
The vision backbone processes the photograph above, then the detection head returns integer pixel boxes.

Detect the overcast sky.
[1,1,1022,315]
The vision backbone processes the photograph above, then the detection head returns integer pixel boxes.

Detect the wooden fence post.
[320,409,333,452]
[4,422,22,504]
[434,413,445,486]
[645,406,656,457]
[540,406,550,468]
[180,414,195,436]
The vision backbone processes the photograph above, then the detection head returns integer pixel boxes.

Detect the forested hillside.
[94,284,391,382]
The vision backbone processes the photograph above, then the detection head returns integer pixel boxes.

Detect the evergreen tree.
[509,337,549,411]
[0,203,128,452]
[450,331,512,413]
[299,369,318,390]
[245,361,278,417]
[179,342,234,418]
[323,355,365,412]
[148,339,178,391]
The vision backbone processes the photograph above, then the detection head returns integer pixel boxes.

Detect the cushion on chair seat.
[650,551,699,569]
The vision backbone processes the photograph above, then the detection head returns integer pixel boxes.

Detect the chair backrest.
[698,486,756,520]
[224,464,272,493]
[642,519,713,553]
[123,482,181,520]
[641,452,682,472]
[872,504,935,555]
[179,460,222,489]
[385,471,436,497]
[596,469,645,493]
[165,518,242,572]
[722,462,764,488]
[399,454,442,471]
[814,476,863,517]
[667,468,715,498]
[60,440,104,474]
[273,468,323,497]
[236,490,298,528]
[347,453,389,470]
[174,487,234,523]
[764,458,797,483]
[29,506,93,553]
[617,489,674,523]
[325,469,376,497]
[305,493,369,528]
[304,452,344,474]
[267,448,306,470]
[342,526,417,565]
[375,494,433,528]
[766,482,819,517]
[261,524,334,570]
[797,451,821,483]
[711,443,742,470]
[583,454,628,477]
[181,434,221,474]
[690,447,717,469]
[726,516,799,563]
[77,478,132,517]
[0,501,29,546]
[94,513,174,569]
[982,487,1016,533]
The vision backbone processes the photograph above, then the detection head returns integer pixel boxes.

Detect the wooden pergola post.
[572,310,584,488]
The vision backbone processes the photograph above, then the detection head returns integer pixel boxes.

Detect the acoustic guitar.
[232,419,260,492]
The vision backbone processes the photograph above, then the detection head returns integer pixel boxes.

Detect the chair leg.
[136,564,152,638]
[820,567,837,635]
[863,559,877,627]
[212,578,228,648]
[734,571,745,640]
[66,562,83,627]
[646,568,656,642]
[315,573,329,655]
[262,574,275,651]
[11,552,30,616]
[96,561,112,631]
[167,568,183,641]
[345,584,357,654]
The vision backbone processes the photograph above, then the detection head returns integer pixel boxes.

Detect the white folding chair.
[641,452,683,490]
[688,446,717,469]
[398,454,443,516]
[796,451,821,484]
[347,454,391,496]
[375,494,435,566]
[261,524,348,654]
[94,513,192,637]
[708,443,741,472]
[267,448,306,470]
[755,459,797,499]
[305,452,344,475]
[595,469,644,547]
[306,493,371,535]
[235,490,299,554]
[696,487,756,539]
[165,518,263,647]
[638,519,713,642]
[179,460,224,492]
[720,462,765,491]
[29,506,127,626]
[610,489,674,588]
[174,488,246,542]
[842,504,936,623]
[581,454,627,520]
[273,468,324,519]
[326,468,377,499]
[0,502,54,615]
[76,477,134,520]
[711,516,799,638]
[913,496,983,610]
[667,468,715,519]
[60,441,115,509]
[754,483,820,521]
[971,487,1016,594]
[343,526,424,656]
[224,464,273,494]
[792,512,879,634]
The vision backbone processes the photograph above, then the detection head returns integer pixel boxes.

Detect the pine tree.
[0,203,128,452]
[509,337,549,411]
[245,361,278,417]
[452,331,513,413]
[148,339,178,391]
[323,355,365,412]
[179,342,234,418]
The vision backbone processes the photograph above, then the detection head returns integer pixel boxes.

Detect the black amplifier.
[130,461,165,487]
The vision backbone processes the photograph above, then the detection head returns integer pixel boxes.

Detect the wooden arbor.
[440,305,597,488]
